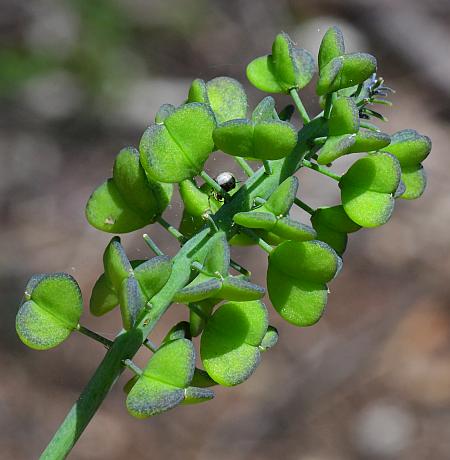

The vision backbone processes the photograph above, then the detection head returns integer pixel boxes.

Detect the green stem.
[229,259,251,277]
[235,157,254,177]
[123,359,143,376]
[191,261,216,278]
[324,93,334,119]
[143,338,158,352]
[203,212,219,232]
[142,233,164,256]
[157,217,185,243]
[294,197,315,215]
[302,159,341,181]
[313,136,327,145]
[200,171,229,200]
[76,325,113,348]
[40,117,318,459]
[289,88,310,123]
[263,160,272,175]
[240,228,273,254]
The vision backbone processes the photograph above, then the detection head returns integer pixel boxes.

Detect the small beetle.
[213,171,237,202]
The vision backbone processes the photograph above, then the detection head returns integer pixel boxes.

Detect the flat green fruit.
[188,77,247,124]
[252,96,276,123]
[86,147,172,233]
[103,237,132,291]
[16,273,83,350]
[260,325,279,351]
[328,96,359,136]
[340,152,401,227]
[213,119,297,160]
[140,103,216,183]
[201,300,269,386]
[317,53,377,95]
[264,176,299,216]
[311,205,361,255]
[126,339,213,418]
[319,26,345,71]
[90,273,118,316]
[382,129,431,167]
[400,165,427,200]
[317,134,356,165]
[247,32,315,93]
[134,256,172,300]
[382,129,431,200]
[267,240,342,326]
[119,276,146,330]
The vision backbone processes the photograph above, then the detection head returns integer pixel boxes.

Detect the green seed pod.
[188,77,247,123]
[317,130,390,165]
[328,96,359,136]
[317,53,377,96]
[200,300,269,386]
[252,96,276,123]
[126,339,213,418]
[134,256,172,301]
[339,152,401,227]
[174,275,222,303]
[234,210,277,230]
[267,240,342,326]
[311,205,361,255]
[155,104,176,124]
[272,216,317,241]
[213,118,297,161]
[89,273,118,317]
[318,26,345,72]
[140,103,216,183]
[317,134,356,165]
[247,32,315,93]
[86,147,172,233]
[382,129,431,199]
[119,276,146,330]
[16,273,83,350]
[162,321,191,344]
[259,325,279,351]
[103,237,132,292]
[264,176,299,216]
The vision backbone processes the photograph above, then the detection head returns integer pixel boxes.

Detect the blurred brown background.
[1,0,450,458]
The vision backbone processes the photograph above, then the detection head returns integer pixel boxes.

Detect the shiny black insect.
[211,171,237,203]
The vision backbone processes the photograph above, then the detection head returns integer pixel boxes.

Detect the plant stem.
[294,197,315,215]
[76,325,113,348]
[324,93,334,119]
[123,359,143,376]
[229,259,251,277]
[313,136,327,145]
[263,160,272,175]
[143,338,158,352]
[191,261,215,278]
[200,171,229,200]
[142,233,164,256]
[289,88,310,123]
[203,212,219,232]
[40,117,317,459]
[235,157,254,177]
[157,217,185,243]
[240,228,273,254]
[302,159,341,181]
